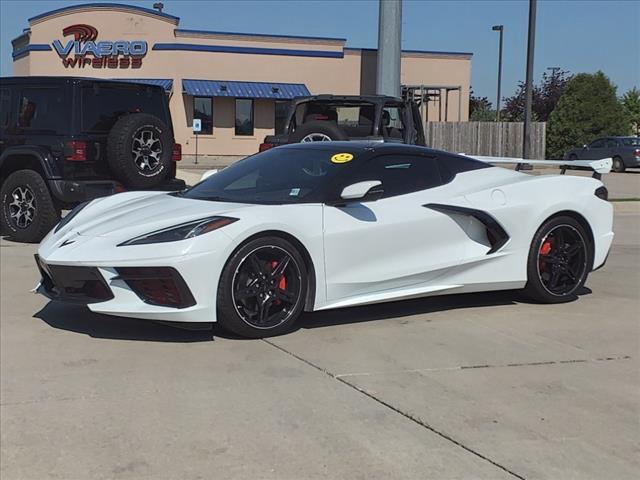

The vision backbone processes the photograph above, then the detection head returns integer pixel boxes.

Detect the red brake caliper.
[270,261,287,305]
[539,239,552,272]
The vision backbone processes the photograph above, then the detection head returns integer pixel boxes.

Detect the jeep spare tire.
[107,113,172,189]
[289,121,348,143]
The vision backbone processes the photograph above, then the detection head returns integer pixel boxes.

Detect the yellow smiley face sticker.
[331,152,354,164]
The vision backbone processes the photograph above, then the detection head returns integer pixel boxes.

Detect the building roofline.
[28,2,180,24]
[175,28,346,44]
[344,47,473,57]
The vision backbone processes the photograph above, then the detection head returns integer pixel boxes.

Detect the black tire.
[524,215,592,304]
[612,156,625,173]
[568,154,578,160]
[1,170,60,243]
[107,113,172,189]
[289,120,348,143]
[217,236,308,338]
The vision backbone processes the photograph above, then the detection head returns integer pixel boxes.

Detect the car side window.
[0,88,10,127]
[605,139,618,148]
[380,106,405,140]
[17,87,63,132]
[589,139,606,148]
[344,154,442,199]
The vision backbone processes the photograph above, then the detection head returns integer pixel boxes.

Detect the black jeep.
[260,95,425,151]
[0,77,185,243]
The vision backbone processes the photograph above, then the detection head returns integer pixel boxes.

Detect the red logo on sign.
[62,24,98,42]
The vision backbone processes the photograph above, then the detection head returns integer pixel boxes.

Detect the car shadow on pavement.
[34,301,214,342]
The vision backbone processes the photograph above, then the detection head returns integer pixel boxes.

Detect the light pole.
[492,25,504,122]
[521,0,537,163]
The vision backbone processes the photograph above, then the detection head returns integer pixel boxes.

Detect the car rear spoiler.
[467,155,612,180]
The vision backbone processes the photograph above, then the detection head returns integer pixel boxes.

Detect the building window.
[193,97,213,134]
[235,98,254,136]
[274,101,289,134]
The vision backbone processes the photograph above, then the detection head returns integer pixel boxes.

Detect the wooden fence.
[424,122,546,158]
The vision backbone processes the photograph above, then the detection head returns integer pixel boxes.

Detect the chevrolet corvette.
[35,143,614,338]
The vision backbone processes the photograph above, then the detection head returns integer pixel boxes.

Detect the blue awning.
[182,79,310,99]
[114,78,173,91]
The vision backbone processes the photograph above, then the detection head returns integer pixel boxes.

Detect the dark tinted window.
[274,101,289,134]
[344,154,442,199]
[235,99,254,136]
[0,88,10,127]
[621,137,640,146]
[181,147,358,204]
[605,139,618,148]
[18,88,65,132]
[193,96,213,134]
[81,84,167,132]
[589,138,606,148]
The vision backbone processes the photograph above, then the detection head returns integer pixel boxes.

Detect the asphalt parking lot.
[1,197,639,480]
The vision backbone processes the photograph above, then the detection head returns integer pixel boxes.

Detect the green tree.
[621,87,640,135]
[501,69,571,122]
[546,72,630,159]
[469,89,495,121]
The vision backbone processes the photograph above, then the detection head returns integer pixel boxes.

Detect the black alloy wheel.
[217,237,307,338]
[524,216,591,303]
[537,225,588,296]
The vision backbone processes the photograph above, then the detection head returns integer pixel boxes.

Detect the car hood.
[69,191,256,239]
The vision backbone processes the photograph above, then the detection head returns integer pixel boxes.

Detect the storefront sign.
[52,24,147,69]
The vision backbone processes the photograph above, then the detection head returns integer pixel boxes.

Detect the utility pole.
[547,66,561,78]
[521,0,537,164]
[492,25,504,122]
[376,0,402,97]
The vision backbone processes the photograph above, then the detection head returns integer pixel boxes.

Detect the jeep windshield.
[180,147,357,204]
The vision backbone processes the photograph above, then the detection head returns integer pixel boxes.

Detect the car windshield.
[620,137,640,146]
[180,147,358,204]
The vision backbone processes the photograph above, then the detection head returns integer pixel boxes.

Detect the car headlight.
[54,201,91,233]
[118,216,238,246]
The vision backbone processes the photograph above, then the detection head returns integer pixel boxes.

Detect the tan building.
[12,3,472,157]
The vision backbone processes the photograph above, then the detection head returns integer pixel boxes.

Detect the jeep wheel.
[289,121,348,143]
[107,113,172,189]
[1,170,60,243]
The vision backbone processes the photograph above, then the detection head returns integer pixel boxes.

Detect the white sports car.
[35,143,614,338]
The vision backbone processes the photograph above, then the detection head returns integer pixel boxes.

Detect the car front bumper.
[35,230,233,323]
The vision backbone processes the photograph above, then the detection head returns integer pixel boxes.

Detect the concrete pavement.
[1,211,638,479]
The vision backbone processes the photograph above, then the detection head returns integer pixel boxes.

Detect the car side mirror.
[328,180,384,206]
[582,144,588,149]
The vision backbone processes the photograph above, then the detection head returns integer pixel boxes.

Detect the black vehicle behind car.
[0,76,185,242]
[260,95,425,151]
[565,136,640,173]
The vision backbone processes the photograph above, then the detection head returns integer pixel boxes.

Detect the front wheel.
[0,170,60,243]
[217,236,308,338]
[524,216,592,303]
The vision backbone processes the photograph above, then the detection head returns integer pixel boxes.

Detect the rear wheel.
[524,216,591,303]
[217,237,307,338]
[0,170,59,243]
[612,156,625,173]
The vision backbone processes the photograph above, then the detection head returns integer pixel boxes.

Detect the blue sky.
[1,0,638,104]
